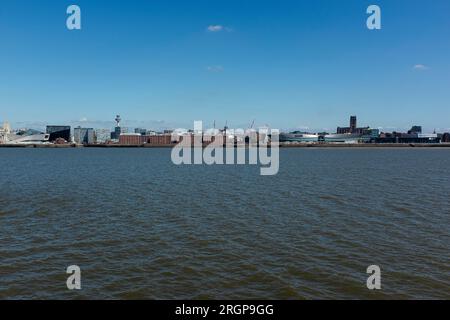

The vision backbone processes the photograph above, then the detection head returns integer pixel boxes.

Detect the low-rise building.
[375,132,440,144]
[134,128,147,135]
[442,133,450,143]
[119,133,174,145]
[47,125,71,142]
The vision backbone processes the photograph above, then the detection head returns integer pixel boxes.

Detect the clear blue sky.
[1,0,449,132]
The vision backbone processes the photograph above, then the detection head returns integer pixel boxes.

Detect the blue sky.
[1,0,449,132]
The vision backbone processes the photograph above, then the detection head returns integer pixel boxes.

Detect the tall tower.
[111,115,122,140]
[350,116,357,133]
[115,115,121,127]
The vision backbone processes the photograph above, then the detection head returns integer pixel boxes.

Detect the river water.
[0,148,449,299]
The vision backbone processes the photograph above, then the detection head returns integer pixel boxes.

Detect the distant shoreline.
[1,143,450,148]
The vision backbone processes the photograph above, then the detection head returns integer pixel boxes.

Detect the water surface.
[0,148,449,299]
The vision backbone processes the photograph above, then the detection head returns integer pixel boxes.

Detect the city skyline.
[2,115,449,134]
[2,114,449,136]
[1,0,450,130]
[2,114,449,145]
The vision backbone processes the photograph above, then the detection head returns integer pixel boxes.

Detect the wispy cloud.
[413,64,429,71]
[206,25,233,33]
[206,65,224,72]
[207,25,224,32]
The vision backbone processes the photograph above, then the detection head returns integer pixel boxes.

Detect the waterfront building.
[337,116,369,135]
[74,127,96,145]
[367,128,380,138]
[323,133,361,143]
[375,131,440,144]
[350,116,357,132]
[4,129,50,144]
[46,125,71,142]
[111,126,122,140]
[95,129,111,143]
[110,115,121,140]
[119,133,174,145]
[408,126,422,134]
[134,128,147,135]
[118,133,142,145]
[279,132,319,143]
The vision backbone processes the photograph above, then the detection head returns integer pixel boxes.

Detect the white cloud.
[206,25,233,33]
[413,64,429,71]
[206,65,224,72]
[207,25,224,32]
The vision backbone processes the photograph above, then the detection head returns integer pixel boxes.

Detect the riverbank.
[279,143,450,148]
[1,143,450,148]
